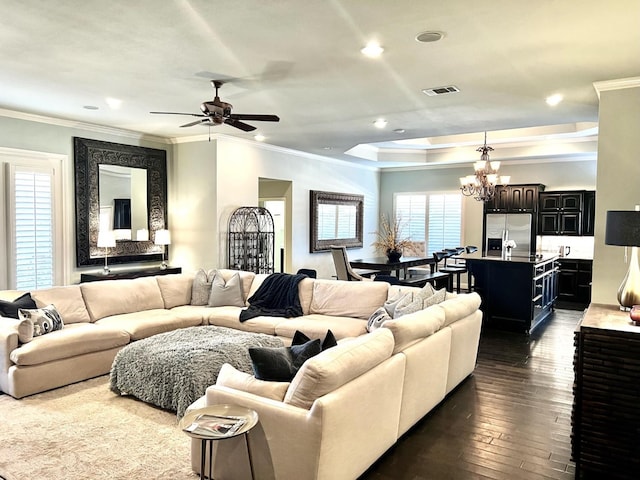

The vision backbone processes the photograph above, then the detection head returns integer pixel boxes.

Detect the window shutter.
[11,167,55,290]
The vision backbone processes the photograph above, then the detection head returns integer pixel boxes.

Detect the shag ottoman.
[110,325,283,417]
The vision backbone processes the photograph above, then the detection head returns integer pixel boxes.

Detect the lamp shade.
[605,211,640,247]
[154,229,171,246]
[97,230,116,248]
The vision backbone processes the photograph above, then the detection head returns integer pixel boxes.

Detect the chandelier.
[459,132,510,202]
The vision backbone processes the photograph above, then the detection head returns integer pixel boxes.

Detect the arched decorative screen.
[228,206,275,274]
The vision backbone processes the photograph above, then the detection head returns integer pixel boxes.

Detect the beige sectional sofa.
[0,269,482,480]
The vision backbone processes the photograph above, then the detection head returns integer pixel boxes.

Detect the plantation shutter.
[395,192,462,255]
[9,165,55,289]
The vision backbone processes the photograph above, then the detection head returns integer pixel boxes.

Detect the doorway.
[259,178,292,273]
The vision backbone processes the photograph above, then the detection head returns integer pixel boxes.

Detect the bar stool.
[439,248,467,293]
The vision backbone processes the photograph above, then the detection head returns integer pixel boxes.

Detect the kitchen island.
[464,252,559,333]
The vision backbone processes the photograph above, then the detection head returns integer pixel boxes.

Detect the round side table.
[180,404,259,480]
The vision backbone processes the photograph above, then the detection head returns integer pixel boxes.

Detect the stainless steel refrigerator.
[484,213,534,255]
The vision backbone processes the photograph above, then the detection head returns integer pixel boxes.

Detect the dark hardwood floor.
[362,309,581,480]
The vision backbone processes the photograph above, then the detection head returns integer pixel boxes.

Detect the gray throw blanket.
[110,326,283,417]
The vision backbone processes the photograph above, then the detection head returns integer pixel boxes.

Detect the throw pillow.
[367,306,392,332]
[384,291,411,317]
[0,292,37,319]
[249,338,322,382]
[291,329,337,351]
[394,287,447,318]
[208,272,245,307]
[18,304,64,337]
[191,269,216,305]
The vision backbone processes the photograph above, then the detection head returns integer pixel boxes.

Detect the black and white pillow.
[367,306,392,332]
[18,304,64,337]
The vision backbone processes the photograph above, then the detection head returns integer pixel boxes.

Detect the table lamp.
[605,206,640,310]
[154,229,171,269]
[97,230,116,275]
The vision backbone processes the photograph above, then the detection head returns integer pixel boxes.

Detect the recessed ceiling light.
[83,105,99,110]
[323,147,332,150]
[105,97,122,110]
[393,128,406,134]
[254,134,266,142]
[374,118,387,129]
[361,41,384,58]
[546,93,563,106]
[415,31,445,43]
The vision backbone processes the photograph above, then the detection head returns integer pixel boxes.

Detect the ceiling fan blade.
[180,119,211,128]
[224,118,256,132]
[150,111,207,117]
[228,114,280,122]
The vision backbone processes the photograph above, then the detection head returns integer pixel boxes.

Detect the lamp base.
[617,246,640,310]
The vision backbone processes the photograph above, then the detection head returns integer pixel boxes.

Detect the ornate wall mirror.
[74,137,168,267]
[310,190,363,252]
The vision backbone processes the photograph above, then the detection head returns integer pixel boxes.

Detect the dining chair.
[330,245,370,281]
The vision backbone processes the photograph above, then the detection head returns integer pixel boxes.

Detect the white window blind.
[395,192,462,255]
[9,166,55,289]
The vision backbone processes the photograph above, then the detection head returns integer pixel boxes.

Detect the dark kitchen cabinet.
[484,184,544,213]
[556,258,592,308]
[538,191,585,235]
[582,191,596,236]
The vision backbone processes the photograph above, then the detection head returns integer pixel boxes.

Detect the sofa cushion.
[382,304,446,354]
[297,278,314,315]
[249,338,321,382]
[284,328,394,409]
[80,277,165,321]
[190,269,216,305]
[31,285,91,324]
[309,279,389,320]
[157,273,194,309]
[208,273,245,307]
[18,304,64,338]
[9,323,130,366]
[216,363,290,401]
[95,309,201,341]
[0,292,36,319]
[440,292,482,327]
[274,314,368,340]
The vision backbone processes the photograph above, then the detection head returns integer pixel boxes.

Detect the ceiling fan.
[150,80,279,132]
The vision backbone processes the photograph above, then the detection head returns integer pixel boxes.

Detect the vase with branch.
[372,214,417,262]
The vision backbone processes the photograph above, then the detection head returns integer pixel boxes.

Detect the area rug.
[0,376,198,480]
[110,325,283,417]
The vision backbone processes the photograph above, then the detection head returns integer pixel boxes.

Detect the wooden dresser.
[571,303,640,479]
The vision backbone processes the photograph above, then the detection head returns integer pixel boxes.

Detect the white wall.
[380,159,597,253]
[171,136,380,279]
[591,83,640,305]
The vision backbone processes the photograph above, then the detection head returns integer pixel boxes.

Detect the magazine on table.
[183,413,246,437]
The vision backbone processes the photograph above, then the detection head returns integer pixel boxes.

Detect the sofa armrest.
[0,321,20,395]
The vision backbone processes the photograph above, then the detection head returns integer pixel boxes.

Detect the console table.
[80,266,181,282]
[571,303,640,479]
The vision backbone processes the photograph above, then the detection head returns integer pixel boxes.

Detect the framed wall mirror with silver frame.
[74,137,168,267]
[310,190,363,252]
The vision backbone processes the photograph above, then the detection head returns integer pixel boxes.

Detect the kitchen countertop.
[462,252,559,264]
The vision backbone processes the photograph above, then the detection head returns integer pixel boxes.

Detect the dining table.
[349,256,436,280]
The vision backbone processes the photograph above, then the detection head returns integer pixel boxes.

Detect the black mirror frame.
[74,137,168,267]
[310,190,363,253]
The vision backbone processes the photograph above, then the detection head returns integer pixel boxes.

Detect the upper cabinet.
[484,184,545,213]
[538,190,595,236]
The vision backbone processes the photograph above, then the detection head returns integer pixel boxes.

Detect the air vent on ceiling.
[422,85,460,96]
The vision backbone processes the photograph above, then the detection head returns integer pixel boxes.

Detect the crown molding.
[593,77,640,99]
[0,108,171,144]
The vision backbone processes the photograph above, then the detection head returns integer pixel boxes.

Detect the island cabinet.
[556,259,592,309]
[465,253,558,333]
[572,304,640,479]
[484,184,545,213]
